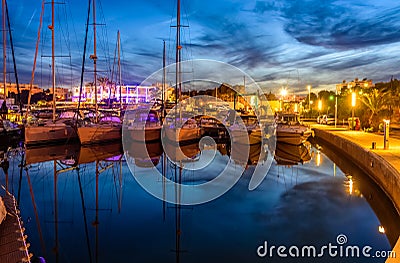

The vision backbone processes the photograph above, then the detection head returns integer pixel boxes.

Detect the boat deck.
[0,192,32,263]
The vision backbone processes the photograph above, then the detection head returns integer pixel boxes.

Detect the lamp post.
[280,87,287,112]
[307,85,311,116]
[335,85,339,128]
[318,99,322,115]
[351,92,356,130]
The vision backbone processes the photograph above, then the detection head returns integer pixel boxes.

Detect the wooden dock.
[0,191,32,263]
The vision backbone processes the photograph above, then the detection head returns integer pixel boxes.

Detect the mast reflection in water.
[0,140,396,263]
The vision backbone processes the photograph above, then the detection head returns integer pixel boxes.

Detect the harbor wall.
[313,129,400,214]
[313,128,400,262]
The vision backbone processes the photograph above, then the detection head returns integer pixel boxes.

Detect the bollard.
[383,119,390,150]
[371,142,376,149]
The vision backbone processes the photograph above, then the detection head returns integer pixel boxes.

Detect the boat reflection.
[25,143,80,166]
[164,141,200,163]
[78,143,123,165]
[226,142,268,166]
[274,142,311,166]
[23,142,124,263]
[125,140,163,167]
[25,142,123,167]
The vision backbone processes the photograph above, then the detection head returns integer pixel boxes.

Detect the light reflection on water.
[0,141,396,263]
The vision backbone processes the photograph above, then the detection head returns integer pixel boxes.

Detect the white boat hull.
[25,124,77,146]
[276,125,312,145]
[127,126,161,142]
[164,127,201,143]
[78,125,121,145]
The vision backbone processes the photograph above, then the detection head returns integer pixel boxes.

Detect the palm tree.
[360,88,388,129]
[97,76,111,106]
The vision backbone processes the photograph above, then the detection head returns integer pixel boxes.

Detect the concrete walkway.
[311,124,400,263]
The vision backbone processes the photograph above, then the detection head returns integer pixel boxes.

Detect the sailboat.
[77,2,121,145]
[24,0,78,146]
[123,41,168,143]
[162,0,201,144]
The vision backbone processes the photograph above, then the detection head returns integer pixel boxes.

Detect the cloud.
[278,0,400,49]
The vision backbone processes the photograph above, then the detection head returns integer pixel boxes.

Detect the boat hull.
[229,127,262,145]
[276,131,312,145]
[77,125,121,145]
[126,126,161,142]
[25,124,77,146]
[276,125,312,145]
[163,127,201,143]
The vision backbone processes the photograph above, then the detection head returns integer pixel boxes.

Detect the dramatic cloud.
[6,0,400,94]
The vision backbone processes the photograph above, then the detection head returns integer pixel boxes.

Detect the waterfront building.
[0,83,42,97]
[336,78,374,93]
[71,82,175,104]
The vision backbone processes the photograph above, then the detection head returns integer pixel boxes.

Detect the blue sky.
[6,0,400,95]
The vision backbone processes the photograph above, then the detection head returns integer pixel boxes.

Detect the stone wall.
[313,129,400,215]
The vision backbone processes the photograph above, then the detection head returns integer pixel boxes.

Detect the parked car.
[322,114,335,125]
[8,105,20,113]
[317,115,323,124]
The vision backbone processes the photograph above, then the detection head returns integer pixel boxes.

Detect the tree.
[360,88,388,129]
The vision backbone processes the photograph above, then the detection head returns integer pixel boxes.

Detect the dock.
[0,191,32,263]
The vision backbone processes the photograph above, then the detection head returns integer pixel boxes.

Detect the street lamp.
[280,87,288,98]
[351,92,356,130]
[318,99,322,114]
[335,85,339,128]
[307,85,311,114]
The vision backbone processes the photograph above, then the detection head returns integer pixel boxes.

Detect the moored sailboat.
[124,109,162,142]
[24,0,78,146]
[77,5,121,145]
[161,0,201,144]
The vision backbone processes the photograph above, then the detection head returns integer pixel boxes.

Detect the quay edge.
[312,127,400,263]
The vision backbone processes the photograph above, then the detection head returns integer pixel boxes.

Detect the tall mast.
[2,0,6,102]
[92,0,98,123]
[51,0,56,122]
[117,30,122,111]
[175,0,181,105]
[162,40,166,118]
[5,0,22,112]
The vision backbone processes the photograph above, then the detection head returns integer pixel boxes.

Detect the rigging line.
[25,167,47,256]
[167,0,177,67]
[56,4,69,88]
[26,0,45,116]
[66,0,82,55]
[97,0,112,75]
[17,152,24,205]
[110,32,117,86]
[77,0,92,114]
[77,169,93,263]
[5,0,22,111]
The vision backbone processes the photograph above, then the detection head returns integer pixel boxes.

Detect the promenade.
[311,124,400,263]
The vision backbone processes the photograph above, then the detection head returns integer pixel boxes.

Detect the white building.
[71,84,161,104]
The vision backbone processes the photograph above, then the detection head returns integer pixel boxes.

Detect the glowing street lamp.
[335,85,340,128]
[280,88,288,98]
[351,92,356,130]
[307,85,311,113]
[318,99,322,113]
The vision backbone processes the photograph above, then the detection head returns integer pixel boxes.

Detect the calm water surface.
[0,141,397,263]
